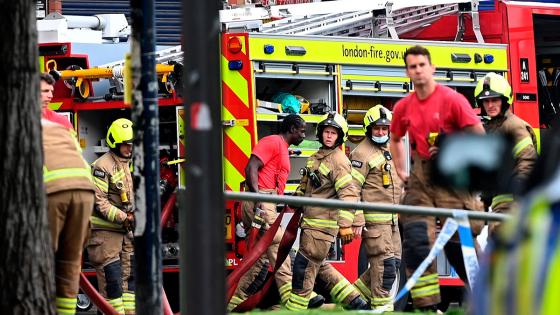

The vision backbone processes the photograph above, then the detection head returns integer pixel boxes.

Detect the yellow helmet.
[317,111,348,147]
[106,118,134,149]
[474,72,513,114]
[363,105,392,134]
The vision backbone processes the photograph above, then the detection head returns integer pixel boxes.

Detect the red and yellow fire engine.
[39,0,560,310]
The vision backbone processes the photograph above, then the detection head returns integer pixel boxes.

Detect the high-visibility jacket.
[349,139,402,234]
[90,151,134,232]
[485,111,537,208]
[295,147,359,239]
[42,119,94,194]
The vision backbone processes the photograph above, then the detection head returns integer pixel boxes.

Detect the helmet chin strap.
[318,127,343,148]
[366,127,390,145]
[481,97,509,120]
[499,96,510,116]
[111,145,133,159]
[319,137,337,149]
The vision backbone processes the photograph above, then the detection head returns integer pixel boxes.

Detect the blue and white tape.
[371,219,459,313]
[454,211,479,289]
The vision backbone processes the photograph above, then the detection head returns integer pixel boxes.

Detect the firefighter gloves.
[123,212,135,232]
[338,227,354,245]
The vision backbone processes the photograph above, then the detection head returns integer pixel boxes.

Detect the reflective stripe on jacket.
[42,119,94,194]
[90,151,134,231]
[349,138,401,232]
[485,111,537,207]
[296,147,360,238]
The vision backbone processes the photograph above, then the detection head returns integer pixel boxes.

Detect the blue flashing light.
[228,60,243,71]
[264,44,274,54]
[484,54,494,64]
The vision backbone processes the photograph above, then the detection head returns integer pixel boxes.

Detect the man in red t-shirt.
[389,45,485,311]
[41,73,73,129]
[228,114,308,311]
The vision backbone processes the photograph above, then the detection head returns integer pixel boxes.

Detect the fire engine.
[37,0,559,311]
[220,34,507,309]
[220,0,505,309]
[219,0,560,308]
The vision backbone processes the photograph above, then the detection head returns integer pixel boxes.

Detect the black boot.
[345,296,370,310]
[418,304,439,312]
[308,294,325,309]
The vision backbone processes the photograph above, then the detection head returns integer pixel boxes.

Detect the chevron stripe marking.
[224,124,251,158]
[221,56,249,107]
[223,133,250,175]
[222,82,252,119]
[224,158,245,192]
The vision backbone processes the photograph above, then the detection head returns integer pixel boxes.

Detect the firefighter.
[41,73,73,129]
[286,112,369,311]
[87,118,136,315]
[474,72,537,234]
[41,75,96,315]
[350,105,403,311]
[389,45,485,311]
[227,114,311,311]
[471,123,559,315]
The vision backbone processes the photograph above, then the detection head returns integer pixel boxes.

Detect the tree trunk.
[0,1,56,314]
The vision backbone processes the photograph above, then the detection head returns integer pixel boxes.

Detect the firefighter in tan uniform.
[87,118,136,315]
[228,115,319,311]
[286,112,369,311]
[349,105,403,311]
[43,117,95,315]
[474,72,537,233]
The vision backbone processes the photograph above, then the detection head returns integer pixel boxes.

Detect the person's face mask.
[371,125,389,144]
[372,134,389,144]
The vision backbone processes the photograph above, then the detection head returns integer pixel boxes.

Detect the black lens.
[383,151,392,160]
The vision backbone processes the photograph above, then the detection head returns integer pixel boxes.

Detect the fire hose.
[79,273,119,315]
[160,192,178,315]
[79,192,178,314]
[226,206,301,312]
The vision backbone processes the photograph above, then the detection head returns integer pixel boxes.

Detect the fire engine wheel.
[76,293,92,312]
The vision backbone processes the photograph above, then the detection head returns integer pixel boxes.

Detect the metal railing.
[225,191,509,221]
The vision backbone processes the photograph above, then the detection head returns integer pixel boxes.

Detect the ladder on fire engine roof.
[100,0,483,70]
[221,0,484,43]
[98,45,184,69]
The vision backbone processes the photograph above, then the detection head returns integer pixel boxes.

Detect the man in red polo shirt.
[228,114,307,311]
[40,72,95,315]
[389,45,485,311]
[41,73,73,129]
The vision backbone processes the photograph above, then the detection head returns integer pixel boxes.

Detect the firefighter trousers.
[354,224,401,310]
[48,190,94,314]
[286,229,360,311]
[400,155,481,308]
[228,196,292,311]
[87,229,135,315]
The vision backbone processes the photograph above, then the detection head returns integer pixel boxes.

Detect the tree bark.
[0,1,56,314]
